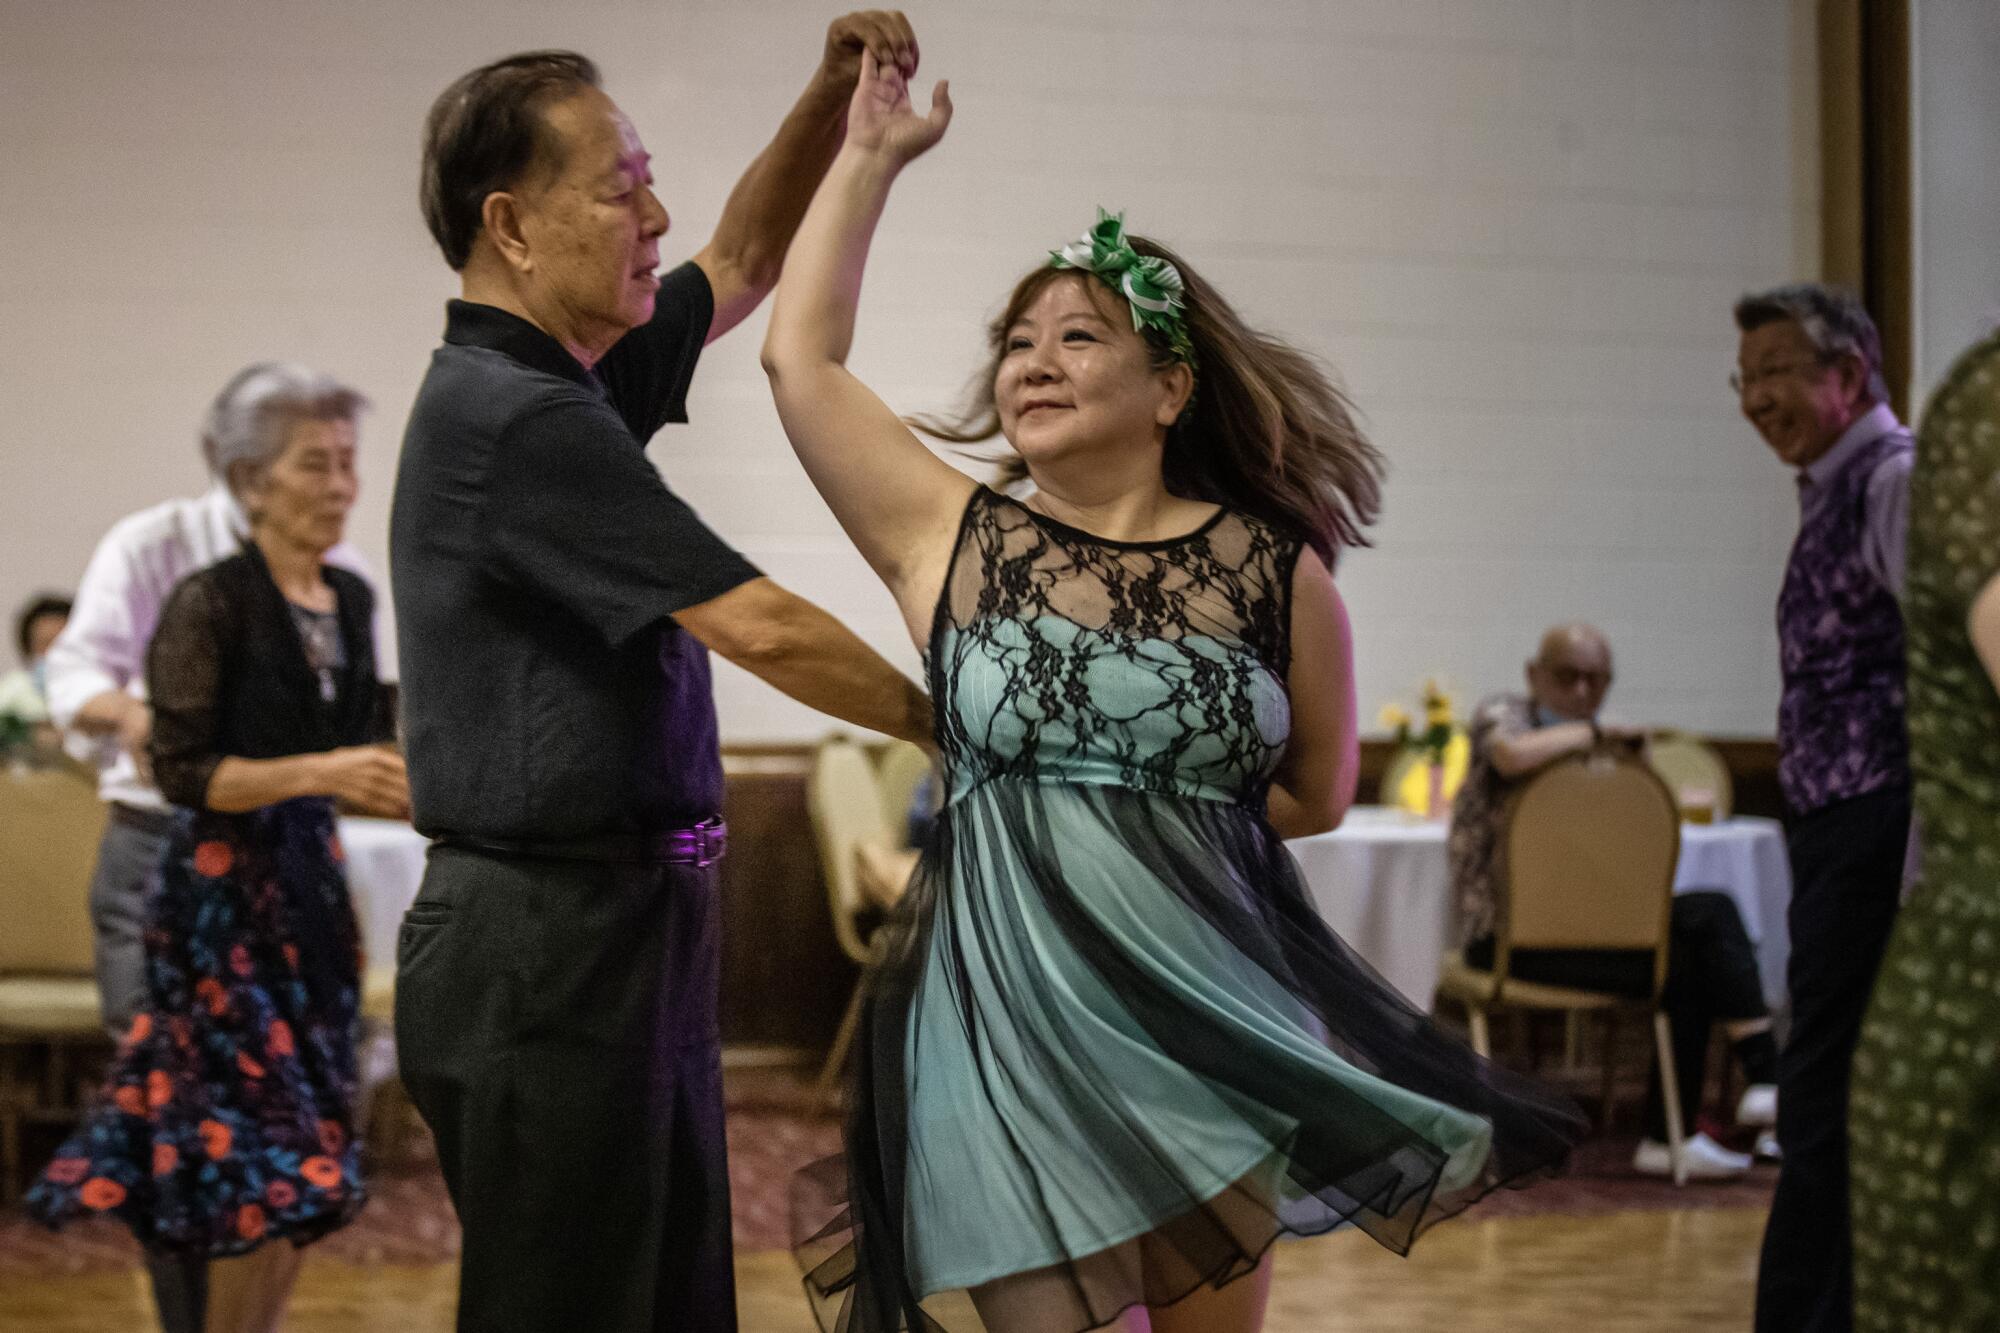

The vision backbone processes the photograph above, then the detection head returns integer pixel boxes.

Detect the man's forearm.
[676,576,932,743]
[755,614,932,745]
[70,688,143,737]
[1489,722,1595,778]
[706,75,849,296]
[730,597,930,744]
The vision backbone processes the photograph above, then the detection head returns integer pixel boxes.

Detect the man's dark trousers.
[1755,785,1910,1333]
[396,845,735,1333]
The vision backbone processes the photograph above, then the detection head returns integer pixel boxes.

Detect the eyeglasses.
[1541,665,1611,690]
[1728,357,1830,397]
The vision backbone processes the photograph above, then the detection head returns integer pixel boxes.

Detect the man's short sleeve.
[481,397,759,648]
[593,261,714,441]
[1863,446,1914,595]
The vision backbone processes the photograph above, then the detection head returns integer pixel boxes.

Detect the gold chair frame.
[1436,753,1690,1183]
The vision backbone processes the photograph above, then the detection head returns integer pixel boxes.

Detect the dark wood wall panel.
[716,758,855,1050]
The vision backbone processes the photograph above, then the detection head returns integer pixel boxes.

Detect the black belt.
[436,817,727,867]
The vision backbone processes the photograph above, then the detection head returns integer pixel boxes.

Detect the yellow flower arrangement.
[1379,680,1469,816]
[1381,680,1455,765]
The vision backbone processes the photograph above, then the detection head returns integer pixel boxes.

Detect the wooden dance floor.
[1,1206,1762,1331]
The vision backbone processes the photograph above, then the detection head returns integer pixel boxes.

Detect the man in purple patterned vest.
[1737,284,1914,1333]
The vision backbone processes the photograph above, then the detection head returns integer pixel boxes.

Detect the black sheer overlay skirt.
[791,778,1588,1332]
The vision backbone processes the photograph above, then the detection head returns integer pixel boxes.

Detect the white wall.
[1912,0,2000,404]
[0,0,1815,740]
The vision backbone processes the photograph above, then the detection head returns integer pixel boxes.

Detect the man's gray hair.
[201,362,368,482]
[1733,282,1888,404]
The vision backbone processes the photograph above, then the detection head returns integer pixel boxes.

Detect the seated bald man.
[1446,623,1778,1178]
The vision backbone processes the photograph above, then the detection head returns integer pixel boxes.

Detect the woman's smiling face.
[994,274,1188,468]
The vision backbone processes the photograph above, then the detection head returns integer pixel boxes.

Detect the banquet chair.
[1646,731,1734,821]
[1434,753,1689,1182]
[873,739,937,841]
[807,736,916,1101]
[0,761,112,1199]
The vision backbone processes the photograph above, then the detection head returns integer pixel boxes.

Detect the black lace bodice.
[926,488,1303,808]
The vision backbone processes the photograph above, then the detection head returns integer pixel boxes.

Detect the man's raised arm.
[691,10,918,342]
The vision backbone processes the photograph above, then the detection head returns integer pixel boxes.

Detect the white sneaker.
[1754,1130,1780,1161]
[1632,1132,1753,1180]
[1736,1083,1778,1127]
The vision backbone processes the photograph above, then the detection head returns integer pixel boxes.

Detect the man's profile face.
[1736,320,1865,469]
[1526,634,1612,723]
[516,87,670,340]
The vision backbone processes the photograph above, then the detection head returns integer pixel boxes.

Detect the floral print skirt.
[26,797,365,1256]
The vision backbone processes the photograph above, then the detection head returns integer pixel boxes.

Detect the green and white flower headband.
[1048,208,1197,369]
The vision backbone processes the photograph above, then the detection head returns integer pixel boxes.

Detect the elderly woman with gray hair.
[27,362,405,1333]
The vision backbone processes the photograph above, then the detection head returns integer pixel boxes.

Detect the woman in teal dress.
[1849,328,2000,1330]
[764,54,1586,1333]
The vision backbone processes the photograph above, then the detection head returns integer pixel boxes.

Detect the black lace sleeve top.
[146,544,389,811]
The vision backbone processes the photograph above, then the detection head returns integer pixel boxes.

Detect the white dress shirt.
[45,482,370,810]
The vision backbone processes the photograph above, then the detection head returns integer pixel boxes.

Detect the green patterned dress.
[1851,330,2000,1330]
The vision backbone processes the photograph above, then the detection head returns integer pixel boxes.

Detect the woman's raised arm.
[761,50,972,636]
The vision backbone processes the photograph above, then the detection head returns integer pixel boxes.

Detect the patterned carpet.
[0,1068,1772,1278]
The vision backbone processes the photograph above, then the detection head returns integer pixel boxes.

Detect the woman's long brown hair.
[912,235,1383,564]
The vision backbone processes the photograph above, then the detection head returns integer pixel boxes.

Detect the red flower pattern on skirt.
[300,1156,343,1190]
[25,803,363,1257]
[192,841,233,877]
[200,1119,233,1160]
[44,1159,88,1186]
[80,1178,126,1211]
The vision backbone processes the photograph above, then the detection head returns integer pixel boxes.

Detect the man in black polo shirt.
[390,17,930,1332]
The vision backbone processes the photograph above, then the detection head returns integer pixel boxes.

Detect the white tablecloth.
[336,817,430,970]
[1288,810,1455,1011]
[1674,817,1794,1010]
[1287,807,1792,1012]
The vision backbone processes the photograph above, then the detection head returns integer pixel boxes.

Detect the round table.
[335,817,430,970]
[1287,808,1453,1010]
[1673,816,1794,1009]
[1286,807,1792,1012]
